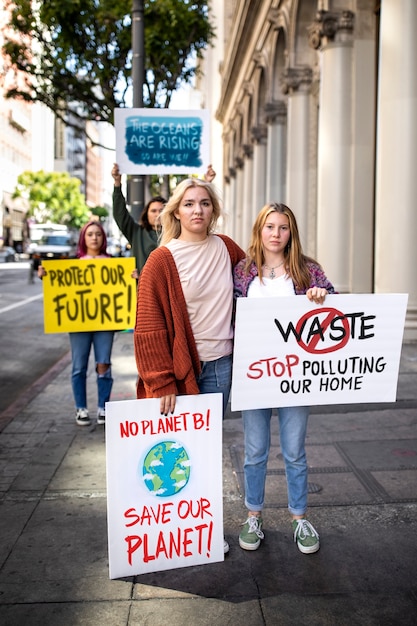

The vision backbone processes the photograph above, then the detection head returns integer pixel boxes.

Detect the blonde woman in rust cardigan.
[134,176,245,413]
[134,177,245,553]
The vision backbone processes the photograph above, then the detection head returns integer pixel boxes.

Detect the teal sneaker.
[239,515,264,551]
[292,519,320,554]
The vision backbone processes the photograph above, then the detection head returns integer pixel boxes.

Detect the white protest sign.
[105,393,224,579]
[114,108,210,174]
[231,294,408,411]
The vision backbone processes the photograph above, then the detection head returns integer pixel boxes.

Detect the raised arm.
[111,163,138,244]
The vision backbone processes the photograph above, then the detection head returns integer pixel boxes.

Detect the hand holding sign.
[306,286,328,304]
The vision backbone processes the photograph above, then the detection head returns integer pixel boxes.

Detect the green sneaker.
[239,515,264,551]
[292,519,320,554]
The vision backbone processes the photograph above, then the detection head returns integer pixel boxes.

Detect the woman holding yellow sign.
[39,221,115,427]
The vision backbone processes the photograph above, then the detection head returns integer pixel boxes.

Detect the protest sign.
[114,108,210,174]
[231,293,408,411]
[105,393,224,579]
[41,257,136,333]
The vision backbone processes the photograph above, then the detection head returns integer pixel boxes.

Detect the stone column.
[234,156,245,248]
[222,171,232,237]
[242,143,254,247]
[221,126,235,238]
[309,10,355,292]
[348,21,376,295]
[374,0,417,335]
[251,125,268,217]
[282,66,312,251]
[265,101,287,204]
[224,166,236,239]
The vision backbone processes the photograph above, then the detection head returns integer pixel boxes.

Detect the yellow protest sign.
[41,258,137,333]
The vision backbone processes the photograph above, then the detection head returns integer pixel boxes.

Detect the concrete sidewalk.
[0,331,417,625]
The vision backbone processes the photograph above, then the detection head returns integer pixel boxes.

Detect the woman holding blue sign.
[233,203,336,555]
[111,163,166,279]
[134,176,245,554]
[38,221,115,427]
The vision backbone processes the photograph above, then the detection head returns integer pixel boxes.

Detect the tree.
[90,205,109,220]
[2,0,215,130]
[13,170,90,229]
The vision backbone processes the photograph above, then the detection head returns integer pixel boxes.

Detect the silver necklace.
[263,261,284,279]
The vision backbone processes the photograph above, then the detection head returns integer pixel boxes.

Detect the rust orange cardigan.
[134,234,245,399]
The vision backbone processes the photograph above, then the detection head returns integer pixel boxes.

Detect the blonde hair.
[246,202,318,290]
[159,178,222,246]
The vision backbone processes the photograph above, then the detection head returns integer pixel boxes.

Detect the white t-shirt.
[248,273,295,298]
[166,236,233,361]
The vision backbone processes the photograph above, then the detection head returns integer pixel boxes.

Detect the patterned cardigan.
[233,259,336,298]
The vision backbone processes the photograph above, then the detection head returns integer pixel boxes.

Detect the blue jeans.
[242,406,309,516]
[69,331,114,410]
[197,353,232,418]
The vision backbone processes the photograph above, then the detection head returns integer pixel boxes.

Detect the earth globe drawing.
[142,441,191,497]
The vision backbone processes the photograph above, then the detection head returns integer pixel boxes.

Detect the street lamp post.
[130,0,145,221]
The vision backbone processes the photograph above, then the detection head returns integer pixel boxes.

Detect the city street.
[1,2,416,622]
[1,313,417,623]
[0,262,70,416]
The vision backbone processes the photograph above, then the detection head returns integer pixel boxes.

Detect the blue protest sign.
[115,108,210,174]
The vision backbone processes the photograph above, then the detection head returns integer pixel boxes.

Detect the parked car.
[28,232,77,282]
[106,237,123,257]
[0,246,18,263]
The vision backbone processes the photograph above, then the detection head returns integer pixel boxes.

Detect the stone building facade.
[207,0,417,336]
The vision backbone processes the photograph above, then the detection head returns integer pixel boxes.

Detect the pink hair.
[77,221,109,258]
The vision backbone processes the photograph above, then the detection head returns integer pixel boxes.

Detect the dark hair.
[77,220,109,258]
[140,196,167,230]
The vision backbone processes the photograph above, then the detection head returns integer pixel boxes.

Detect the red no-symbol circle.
[296,307,350,354]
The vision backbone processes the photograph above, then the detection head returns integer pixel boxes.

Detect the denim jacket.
[233,259,336,298]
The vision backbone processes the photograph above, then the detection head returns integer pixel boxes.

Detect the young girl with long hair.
[234,202,336,554]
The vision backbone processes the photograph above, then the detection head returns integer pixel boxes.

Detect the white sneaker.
[224,538,229,554]
[97,408,106,425]
[75,408,91,426]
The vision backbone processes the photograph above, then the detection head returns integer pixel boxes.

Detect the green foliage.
[13,170,90,229]
[90,205,109,220]
[2,0,215,127]
[144,0,215,107]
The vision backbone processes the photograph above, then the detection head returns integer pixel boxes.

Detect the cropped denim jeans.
[197,353,232,418]
[242,406,309,517]
[69,330,114,411]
